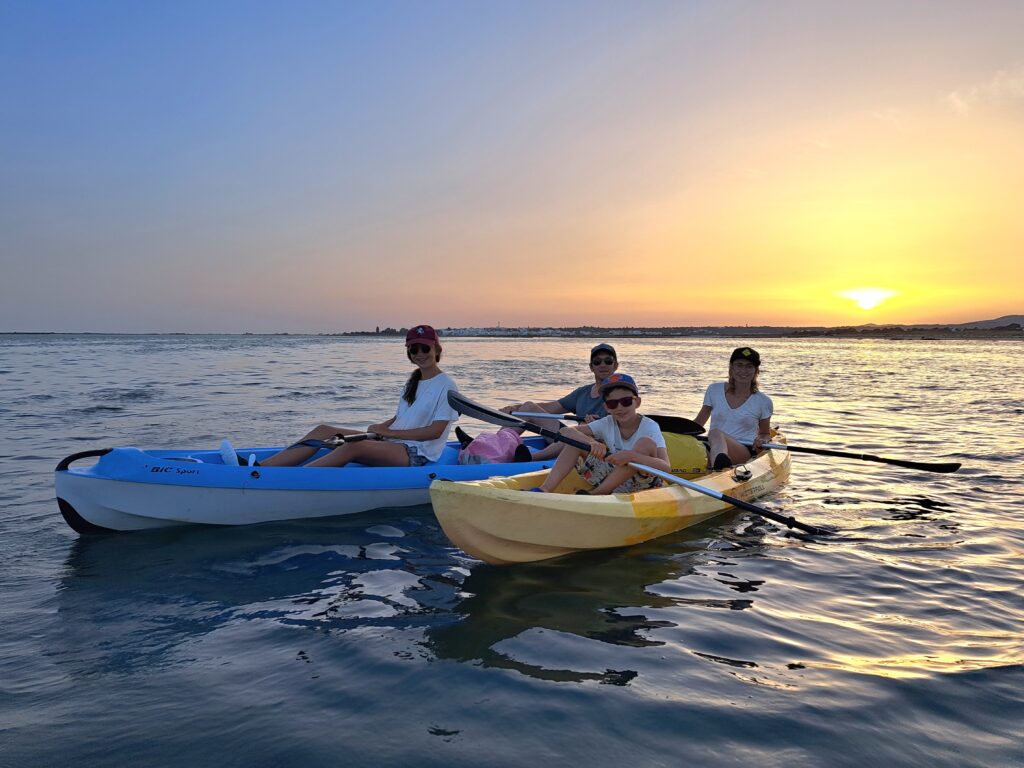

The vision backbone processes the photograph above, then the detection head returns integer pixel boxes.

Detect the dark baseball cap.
[730,347,761,366]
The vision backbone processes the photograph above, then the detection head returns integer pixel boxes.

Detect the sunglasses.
[603,395,636,410]
[408,343,433,355]
[591,357,616,366]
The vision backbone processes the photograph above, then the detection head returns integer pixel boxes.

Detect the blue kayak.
[55,438,553,533]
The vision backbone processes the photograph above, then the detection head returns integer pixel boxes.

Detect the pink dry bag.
[457,427,524,465]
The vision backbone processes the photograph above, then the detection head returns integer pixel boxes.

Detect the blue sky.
[3,1,1022,332]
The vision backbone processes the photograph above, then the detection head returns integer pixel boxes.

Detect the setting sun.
[839,288,898,311]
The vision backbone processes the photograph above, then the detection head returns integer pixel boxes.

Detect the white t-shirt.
[390,372,460,462]
[588,414,666,453]
[702,382,773,445]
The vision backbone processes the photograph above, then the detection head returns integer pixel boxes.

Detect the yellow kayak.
[429,432,791,565]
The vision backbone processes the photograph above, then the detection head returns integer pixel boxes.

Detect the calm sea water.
[1,334,1022,767]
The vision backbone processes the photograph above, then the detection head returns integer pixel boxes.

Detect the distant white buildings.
[442,327,672,337]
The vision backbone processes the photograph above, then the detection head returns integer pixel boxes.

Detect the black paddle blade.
[647,414,705,436]
[763,443,962,474]
[447,391,525,429]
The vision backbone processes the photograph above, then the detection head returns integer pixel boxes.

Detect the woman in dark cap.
[693,347,773,470]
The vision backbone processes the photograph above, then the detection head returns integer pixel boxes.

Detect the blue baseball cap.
[599,373,639,395]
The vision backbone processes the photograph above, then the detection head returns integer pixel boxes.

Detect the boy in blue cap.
[533,373,671,495]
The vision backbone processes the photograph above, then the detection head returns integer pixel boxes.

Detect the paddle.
[292,432,380,450]
[512,412,705,436]
[451,392,826,536]
[761,442,961,474]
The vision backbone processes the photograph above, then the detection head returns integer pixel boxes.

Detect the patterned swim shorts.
[575,445,664,494]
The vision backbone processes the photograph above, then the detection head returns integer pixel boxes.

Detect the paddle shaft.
[292,432,379,450]
[761,442,961,473]
[511,411,705,435]
[627,463,826,535]
[512,411,583,421]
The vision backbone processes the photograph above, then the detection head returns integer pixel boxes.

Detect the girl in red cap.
[256,325,459,468]
[693,347,773,470]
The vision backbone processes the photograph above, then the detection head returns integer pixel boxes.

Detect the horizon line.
[3,315,1021,337]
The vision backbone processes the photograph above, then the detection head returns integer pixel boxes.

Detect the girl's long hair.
[726,364,760,394]
[403,342,443,405]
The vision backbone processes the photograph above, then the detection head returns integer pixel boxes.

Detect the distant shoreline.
[3,327,1021,340]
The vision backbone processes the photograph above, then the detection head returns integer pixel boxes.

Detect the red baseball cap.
[405,325,439,345]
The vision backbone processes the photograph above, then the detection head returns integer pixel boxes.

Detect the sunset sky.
[2,1,1022,332]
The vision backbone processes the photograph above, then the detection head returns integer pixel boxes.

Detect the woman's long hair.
[403,342,443,405]
[726,364,760,394]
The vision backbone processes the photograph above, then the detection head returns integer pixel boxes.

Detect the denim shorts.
[404,444,429,467]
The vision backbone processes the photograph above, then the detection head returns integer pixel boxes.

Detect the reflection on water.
[57,505,779,685]
[423,517,777,683]
[425,549,681,683]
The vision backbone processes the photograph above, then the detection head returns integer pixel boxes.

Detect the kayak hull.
[429,438,791,565]
[55,440,553,533]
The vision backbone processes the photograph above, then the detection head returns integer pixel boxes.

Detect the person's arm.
[537,400,569,413]
[693,383,718,427]
[367,416,397,434]
[374,419,449,441]
[693,404,712,427]
[607,440,671,473]
[500,399,565,414]
[752,418,771,451]
[751,394,774,451]
[556,423,607,458]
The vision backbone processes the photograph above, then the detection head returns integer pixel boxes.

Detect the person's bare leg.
[707,428,752,469]
[590,465,638,495]
[527,442,566,461]
[537,445,584,491]
[261,424,366,467]
[305,439,411,468]
[514,401,567,459]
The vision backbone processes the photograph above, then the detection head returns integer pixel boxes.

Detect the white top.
[702,382,773,444]
[588,414,666,453]
[390,372,460,462]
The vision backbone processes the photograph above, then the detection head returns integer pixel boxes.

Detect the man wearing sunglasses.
[500,343,620,460]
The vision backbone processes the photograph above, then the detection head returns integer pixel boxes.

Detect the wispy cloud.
[946,65,1024,115]
[872,108,909,132]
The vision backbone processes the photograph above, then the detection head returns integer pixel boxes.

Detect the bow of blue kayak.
[55,438,553,533]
